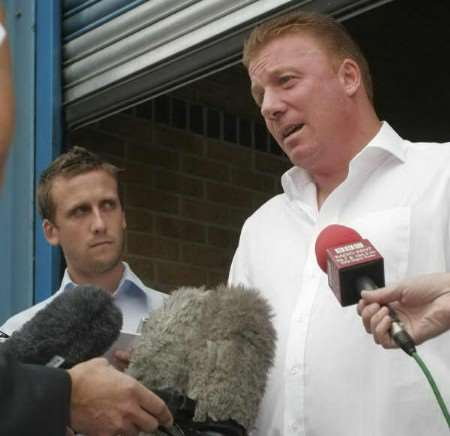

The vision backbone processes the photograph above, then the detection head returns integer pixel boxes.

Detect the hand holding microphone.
[357,272,450,347]
[315,224,450,428]
[0,284,173,435]
[314,224,416,355]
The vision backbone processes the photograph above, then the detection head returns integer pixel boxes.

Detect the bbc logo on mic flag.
[327,239,384,306]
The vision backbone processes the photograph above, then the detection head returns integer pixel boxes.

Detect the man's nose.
[91,209,106,233]
[261,89,285,120]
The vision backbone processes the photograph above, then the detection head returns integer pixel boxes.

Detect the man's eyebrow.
[66,201,89,215]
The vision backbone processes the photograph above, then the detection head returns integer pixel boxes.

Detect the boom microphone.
[127,284,276,436]
[2,285,123,368]
[315,224,416,355]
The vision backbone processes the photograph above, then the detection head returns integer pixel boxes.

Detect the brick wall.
[69,78,290,293]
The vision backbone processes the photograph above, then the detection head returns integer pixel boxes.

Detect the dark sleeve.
[0,348,71,436]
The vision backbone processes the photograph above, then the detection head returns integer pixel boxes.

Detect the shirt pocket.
[347,206,411,284]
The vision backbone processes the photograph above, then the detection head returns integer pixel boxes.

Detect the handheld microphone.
[2,285,123,368]
[315,224,416,355]
[127,284,276,436]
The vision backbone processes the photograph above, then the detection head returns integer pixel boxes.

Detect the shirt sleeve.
[228,220,252,288]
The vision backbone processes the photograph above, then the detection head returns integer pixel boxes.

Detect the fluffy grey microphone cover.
[127,284,276,433]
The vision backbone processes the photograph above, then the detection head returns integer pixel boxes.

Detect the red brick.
[207,226,239,249]
[123,255,156,285]
[206,182,254,208]
[231,168,275,193]
[126,186,179,214]
[255,152,290,175]
[206,271,229,288]
[100,114,152,142]
[228,207,253,230]
[182,243,232,270]
[156,261,208,288]
[207,139,252,169]
[127,232,179,261]
[181,199,230,226]
[182,155,229,182]
[153,125,204,155]
[253,192,277,210]
[69,128,125,158]
[156,216,206,243]
[155,169,204,198]
[119,161,153,186]
[127,144,179,171]
[125,208,154,233]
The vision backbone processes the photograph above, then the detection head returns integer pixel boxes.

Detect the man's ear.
[43,219,60,246]
[338,58,361,97]
[121,210,127,230]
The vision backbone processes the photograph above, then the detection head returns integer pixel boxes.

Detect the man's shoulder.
[243,193,287,227]
[405,138,450,156]
[0,295,57,335]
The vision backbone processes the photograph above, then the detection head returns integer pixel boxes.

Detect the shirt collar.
[281,121,407,202]
[59,261,146,297]
[358,121,407,163]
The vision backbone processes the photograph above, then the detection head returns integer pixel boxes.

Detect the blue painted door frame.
[0,0,62,324]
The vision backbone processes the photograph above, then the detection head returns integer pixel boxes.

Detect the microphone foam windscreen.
[315,224,362,272]
[4,285,122,368]
[128,284,276,431]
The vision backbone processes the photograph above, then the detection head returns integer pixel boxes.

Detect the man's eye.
[102,200,116,210]
[280,76,293,86]
[73,207,88,217]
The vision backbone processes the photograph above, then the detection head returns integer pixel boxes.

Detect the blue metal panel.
[0,0,36,323]
[63,0,147,41]
[34,0,63,303]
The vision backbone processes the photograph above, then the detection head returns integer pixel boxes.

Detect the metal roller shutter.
[63,0,393,129]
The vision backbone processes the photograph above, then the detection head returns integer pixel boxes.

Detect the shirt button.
[290,365,299,375]
[289,422,299,432]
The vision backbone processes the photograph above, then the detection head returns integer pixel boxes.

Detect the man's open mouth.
[282,123,304,139]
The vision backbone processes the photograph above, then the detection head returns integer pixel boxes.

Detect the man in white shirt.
[1,146,167,367]
[229,11,450,436]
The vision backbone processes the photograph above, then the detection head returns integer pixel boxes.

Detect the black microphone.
[315,224,416,356]
[2,285,123,368]
[127,284,276,436]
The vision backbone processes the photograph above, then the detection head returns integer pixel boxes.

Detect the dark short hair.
[37,146,123,221]
[243,11,373,102]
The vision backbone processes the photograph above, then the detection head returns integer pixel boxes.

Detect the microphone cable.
[410,351,450,429]
[386,310,450,430]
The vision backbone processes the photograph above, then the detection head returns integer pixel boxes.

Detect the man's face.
[249,32,352,172]
[43,170,126,279]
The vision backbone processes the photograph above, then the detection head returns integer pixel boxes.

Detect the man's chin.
[89,257,122,275]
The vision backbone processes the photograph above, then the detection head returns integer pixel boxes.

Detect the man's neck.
[68,262,125,295]
[313,117,382,209]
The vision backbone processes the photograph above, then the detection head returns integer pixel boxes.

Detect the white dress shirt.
[1,262,167,335]
[229,122,450,436]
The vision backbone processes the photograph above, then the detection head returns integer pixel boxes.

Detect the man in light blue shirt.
[1,146,167,366]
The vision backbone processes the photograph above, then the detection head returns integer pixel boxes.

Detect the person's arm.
[0,7,14,185]
[0,350,71,435]
[357,272,450,347]
[0,351,173,436]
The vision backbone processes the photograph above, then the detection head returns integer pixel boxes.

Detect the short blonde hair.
[243,11,373,102]
[38,146,123,222]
